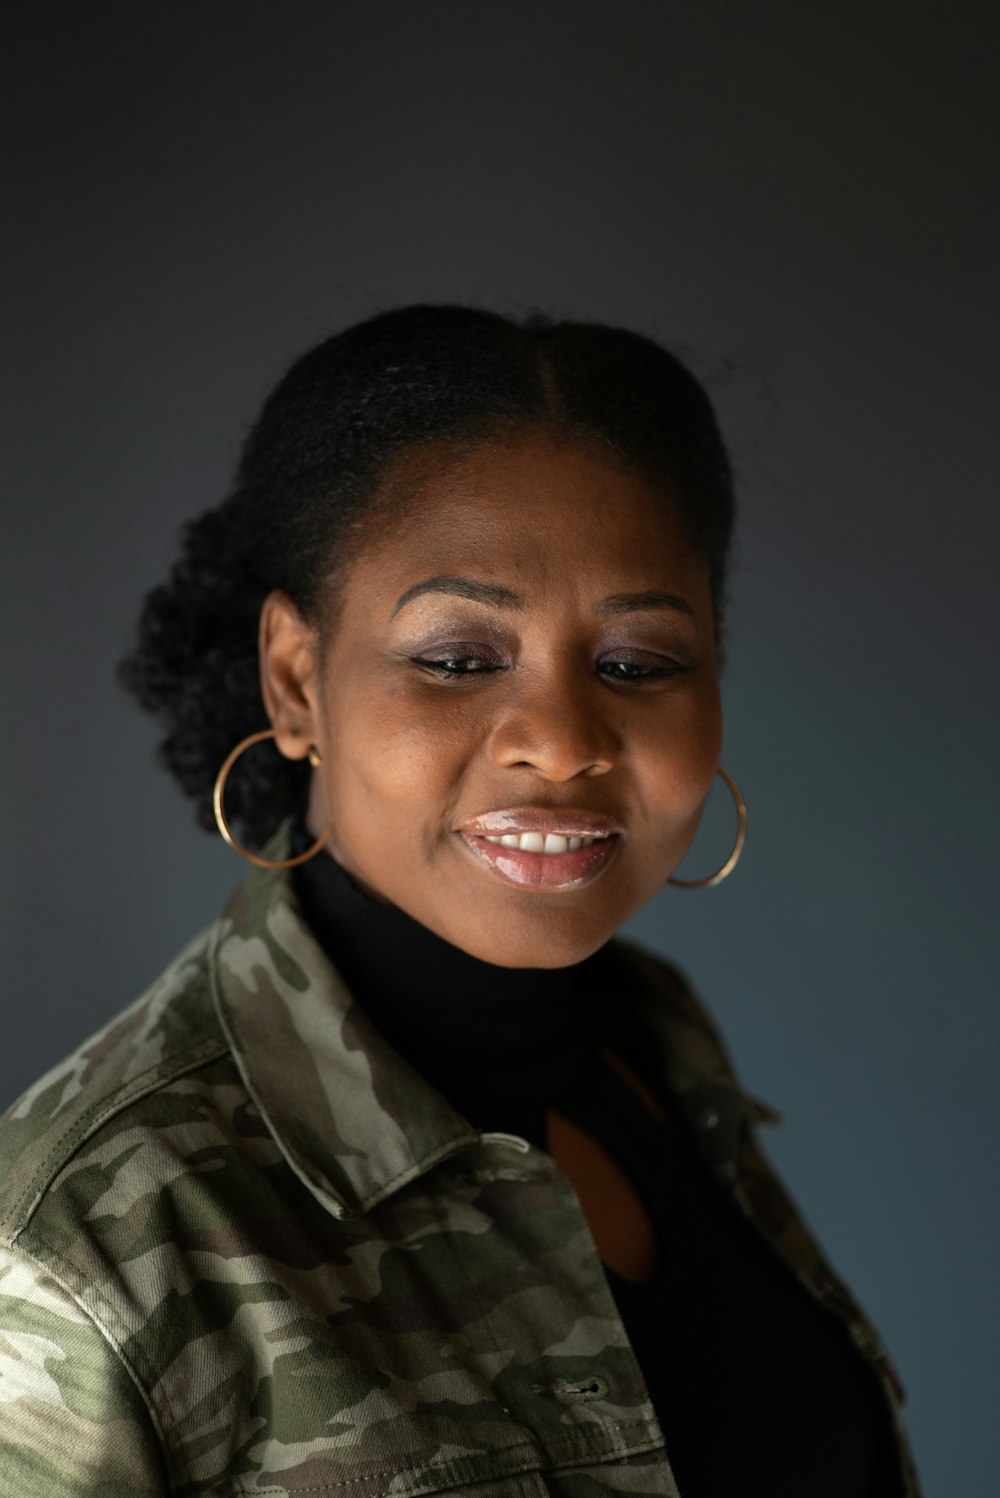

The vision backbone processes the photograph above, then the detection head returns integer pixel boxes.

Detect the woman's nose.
[487,673,620,781]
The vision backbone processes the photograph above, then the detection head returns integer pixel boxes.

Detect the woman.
[0,305,919,1495]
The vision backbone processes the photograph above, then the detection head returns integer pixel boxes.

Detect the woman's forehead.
[336,433,710,622]
[365,431,696,560]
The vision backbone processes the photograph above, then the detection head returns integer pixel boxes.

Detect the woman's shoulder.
[0,918,233,1254]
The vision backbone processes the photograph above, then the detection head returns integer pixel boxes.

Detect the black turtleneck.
[290,827,903,1498]
[289,823,642,1146]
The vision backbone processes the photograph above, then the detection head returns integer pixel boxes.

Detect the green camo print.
[0,825,920,1496]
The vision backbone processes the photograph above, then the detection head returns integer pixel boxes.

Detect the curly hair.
[118,303,736,848]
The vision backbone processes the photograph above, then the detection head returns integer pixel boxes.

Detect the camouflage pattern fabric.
[0,827,921,1495]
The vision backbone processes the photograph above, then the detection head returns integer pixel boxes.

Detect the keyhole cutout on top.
[545,1108,659,1284]
[544,1047,668,1286]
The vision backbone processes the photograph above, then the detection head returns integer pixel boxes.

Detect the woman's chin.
[434,911,620,970]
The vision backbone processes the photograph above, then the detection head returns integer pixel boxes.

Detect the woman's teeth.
[480,832,604,853]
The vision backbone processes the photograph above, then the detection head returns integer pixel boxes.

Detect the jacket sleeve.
[0,1243,168,1496]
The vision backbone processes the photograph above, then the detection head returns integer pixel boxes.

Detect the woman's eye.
[411,653,504,678]
[598,657,686,683]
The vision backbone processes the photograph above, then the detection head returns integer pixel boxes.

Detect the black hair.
[119,303,736,847]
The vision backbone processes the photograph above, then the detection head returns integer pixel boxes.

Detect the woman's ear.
[258,590,321,761]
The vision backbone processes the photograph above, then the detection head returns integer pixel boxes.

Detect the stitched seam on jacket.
[26,1231,198,1488]
[6,1238,176,1490]
[346,1131,482,1211]
[224,1428,667,1495]
[2,1039,232,1242]
[22,1231,196,1487]
[227,1440,545,1496]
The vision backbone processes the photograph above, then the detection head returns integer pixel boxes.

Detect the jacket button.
[699,1108,720,1130]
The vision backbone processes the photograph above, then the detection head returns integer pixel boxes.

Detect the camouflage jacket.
[0,842,921,1497]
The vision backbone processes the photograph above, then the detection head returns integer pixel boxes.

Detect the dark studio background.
[3,2,998,1490]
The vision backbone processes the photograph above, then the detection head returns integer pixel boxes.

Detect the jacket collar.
[209,833,478,1220]
[209,826,770,1219]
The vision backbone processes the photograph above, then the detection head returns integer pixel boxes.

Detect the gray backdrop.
[4,3,998,1491]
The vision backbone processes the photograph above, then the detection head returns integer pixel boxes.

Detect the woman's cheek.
[342,707,462,816]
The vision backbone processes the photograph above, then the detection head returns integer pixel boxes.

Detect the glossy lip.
[456,807,622,891]
[459,807,623,838]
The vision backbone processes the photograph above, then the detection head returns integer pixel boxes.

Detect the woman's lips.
[460,807,621,839]
[458,832,616,886]
[457,808,622,890]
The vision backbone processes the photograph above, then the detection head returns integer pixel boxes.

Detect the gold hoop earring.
[667,767,746,890]
[212,728,334,870]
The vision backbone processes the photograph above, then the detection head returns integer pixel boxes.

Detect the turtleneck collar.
[289,822,621,1142]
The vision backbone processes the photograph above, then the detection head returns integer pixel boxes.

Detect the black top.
[291,828,902,1498]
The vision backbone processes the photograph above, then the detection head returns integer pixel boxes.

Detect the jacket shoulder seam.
[2,1236,176,1486]
[0,1037,231,1246]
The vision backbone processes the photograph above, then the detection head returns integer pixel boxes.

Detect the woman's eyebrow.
[390,575,525,618]
[389,578,696,621]
[599,590,695,619]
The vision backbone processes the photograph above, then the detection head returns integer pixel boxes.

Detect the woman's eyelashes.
[405,643,692,684]
[411,648,505,677]
[597,654,691,683]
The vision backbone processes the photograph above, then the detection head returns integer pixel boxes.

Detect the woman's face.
[262,429,723,967]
